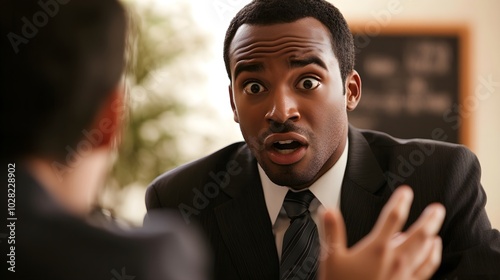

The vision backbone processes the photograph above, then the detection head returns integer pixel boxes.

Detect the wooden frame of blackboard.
[348,23,471,148]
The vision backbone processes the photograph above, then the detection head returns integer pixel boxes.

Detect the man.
[146,0,500,279]
[0,1,206,279]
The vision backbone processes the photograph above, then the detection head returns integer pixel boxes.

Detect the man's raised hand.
[319,186,445,280]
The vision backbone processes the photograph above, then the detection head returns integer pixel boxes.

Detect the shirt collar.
[259,140,349,225]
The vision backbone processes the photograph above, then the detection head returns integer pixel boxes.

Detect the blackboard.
[348,25,470,146]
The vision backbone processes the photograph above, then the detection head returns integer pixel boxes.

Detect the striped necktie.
[280,190,319,280]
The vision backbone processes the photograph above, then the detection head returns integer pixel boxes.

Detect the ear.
[229,84,239,123]
[345,70,362,111]
[90,84,125,148]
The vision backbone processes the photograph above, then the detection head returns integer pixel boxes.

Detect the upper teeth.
[277,140,293,144]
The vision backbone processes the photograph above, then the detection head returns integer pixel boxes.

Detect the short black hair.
[223,0,354,84]
[0,0,126,161]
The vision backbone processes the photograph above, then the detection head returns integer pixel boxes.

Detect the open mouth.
[264,132,308,165]
[273,140,303,154]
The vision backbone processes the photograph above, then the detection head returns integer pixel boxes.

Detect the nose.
[265,86,301,124]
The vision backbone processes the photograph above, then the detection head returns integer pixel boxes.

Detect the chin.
[268,170,314,189]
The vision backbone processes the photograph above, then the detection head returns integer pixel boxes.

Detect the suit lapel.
[215,145,279,280]
[341,127,392,246]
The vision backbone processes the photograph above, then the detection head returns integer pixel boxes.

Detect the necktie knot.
[283,190,315,220]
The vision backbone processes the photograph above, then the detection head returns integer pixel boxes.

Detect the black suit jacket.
[0,165,207,280]
[146,126,500,280]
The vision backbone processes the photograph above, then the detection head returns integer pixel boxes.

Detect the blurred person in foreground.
[146,0,500,279]
[0,0,207,279]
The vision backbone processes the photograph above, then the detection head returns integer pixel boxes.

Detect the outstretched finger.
[413,237,443,279]
[397,203,445,269]
[372,185,414,242]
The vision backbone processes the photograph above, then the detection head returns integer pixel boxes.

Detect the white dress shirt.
[259,141,349,259]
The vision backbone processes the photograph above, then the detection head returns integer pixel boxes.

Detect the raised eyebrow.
[289,56,328,70]
[233,63,264,80]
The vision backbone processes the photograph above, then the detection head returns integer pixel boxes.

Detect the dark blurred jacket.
[1,165,208,280]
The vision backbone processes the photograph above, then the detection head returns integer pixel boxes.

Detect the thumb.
[320,208,347,259]
[319,208,348,280]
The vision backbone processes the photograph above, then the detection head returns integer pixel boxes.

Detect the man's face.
[228,17,360,190]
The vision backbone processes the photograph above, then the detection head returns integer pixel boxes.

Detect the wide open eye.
[296,77,320,90]
[243,82,266,95]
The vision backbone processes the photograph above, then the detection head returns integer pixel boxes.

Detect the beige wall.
[335,0,500,228]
